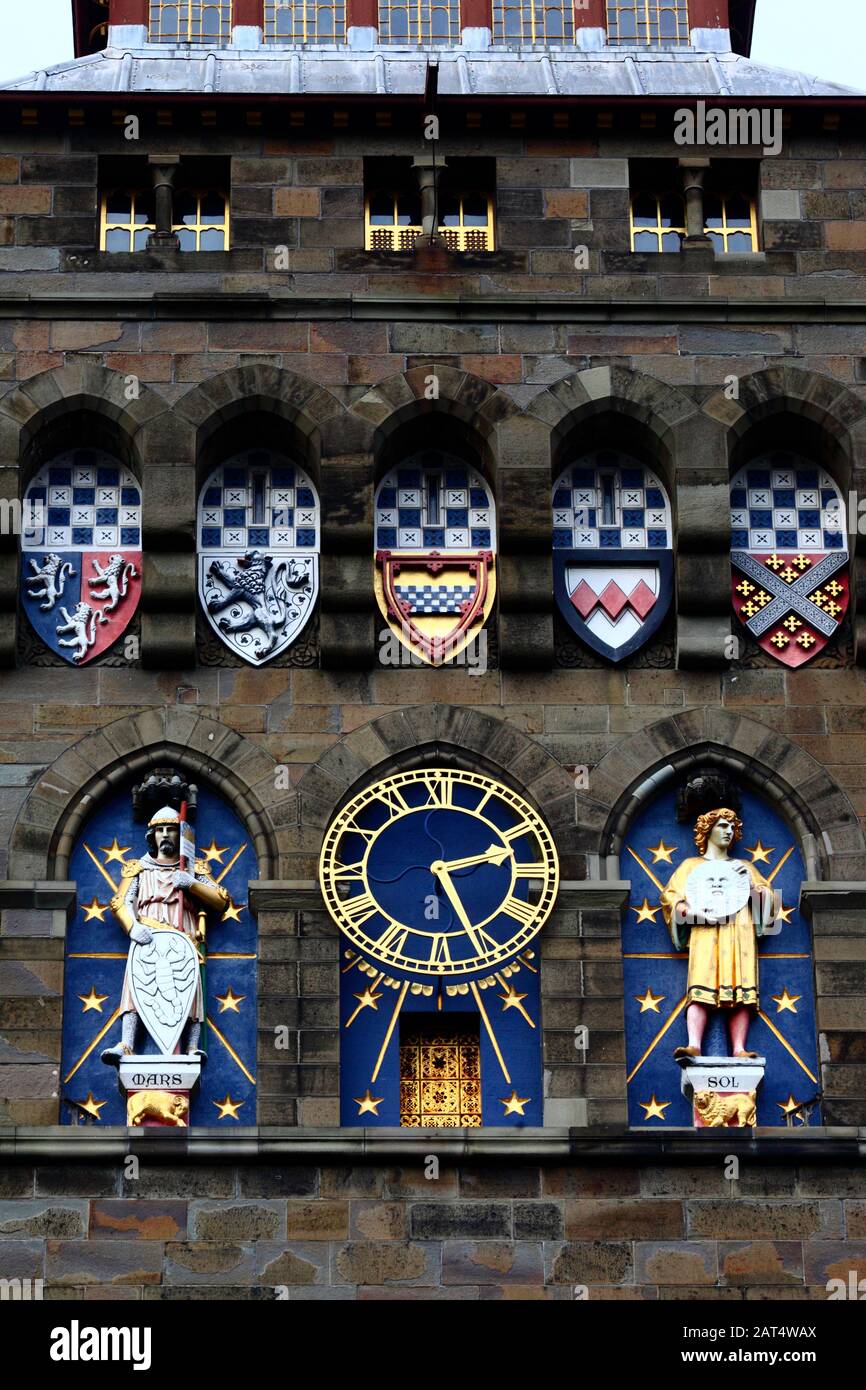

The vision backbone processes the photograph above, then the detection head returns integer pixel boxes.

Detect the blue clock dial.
[320,769,559,980]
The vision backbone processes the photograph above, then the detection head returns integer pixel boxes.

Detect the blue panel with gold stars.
[621,786,820,1128]
[339,951,542,1127]
[61,785,257,1126]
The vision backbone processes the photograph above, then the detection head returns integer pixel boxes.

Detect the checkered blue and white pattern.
[22,450,141,552]
[729,460,847,554]
[375,463,495,553]
[551,459,672,552]
[394,583,476,616]
[198,452,320,552]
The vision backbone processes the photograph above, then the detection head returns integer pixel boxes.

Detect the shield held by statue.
[128,929,200,1057]
[554,550,673,664]
[375,549,495,665]
[199,549,318,666]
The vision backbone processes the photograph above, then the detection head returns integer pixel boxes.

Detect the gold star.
[76,1092,107,1121]
[632,898,659,924]
[78,986,108,1014]
[355,1090,384,1116]
[777,903,794,925]
[200,840,228,865]
[772,988,801,1015]
[778,1094,806,1123]
[648,840,676,865]
[213,1094,244,1120]
[216,987,245,1013]
[501,1091,530,1116]
[497,982,534,1027]
[81,897,108,922]
[635,988,665,1014]
[746,840,774,865]
[100,838,130,866]
[221,901,244,923]
[640,1095,671,1122]
[345,983,384,1028]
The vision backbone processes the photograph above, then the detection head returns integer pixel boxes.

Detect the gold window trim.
[377,0,460,45]
[149,1,233,44]
[263,0,347,42]
[607,0,690,47]
[491,0,575,43]
[364,192,495,251]
[629,191,758,254]
[100,189,230,252]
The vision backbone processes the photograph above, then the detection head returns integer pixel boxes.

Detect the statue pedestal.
[678,1055,766,1128]
[118,1055,201,1127]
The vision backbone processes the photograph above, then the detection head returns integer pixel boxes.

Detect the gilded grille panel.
[400,1020,482,1127]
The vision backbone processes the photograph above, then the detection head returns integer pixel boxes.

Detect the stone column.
[232,0,264,45]
[461,0,491,50]
[679,158,713,251]
[146,155,181,252]
[574,0,606,51]
[496,413,554,668]
[411,154,445,241]
[108,0,149,46]
[347,0,378,49]
[689,0,731,51]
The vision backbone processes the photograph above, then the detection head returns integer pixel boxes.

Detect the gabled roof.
[0,43,860,98]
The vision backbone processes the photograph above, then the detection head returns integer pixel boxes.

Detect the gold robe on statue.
[660,857,778,1009]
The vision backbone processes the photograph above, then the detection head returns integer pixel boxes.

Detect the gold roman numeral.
[501,894,537,927]
[513,862,547,879]
[377,922,410,956]
[376,785,410,816]
[332,860,366,882]
[423,776,453,808]
[502,819,534,844]
[428,934,453,965]
[341,891,380,926]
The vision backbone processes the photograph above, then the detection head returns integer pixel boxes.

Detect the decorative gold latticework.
[149,1,233,43]
[607,0,689,46]
[400,1020,482,1127]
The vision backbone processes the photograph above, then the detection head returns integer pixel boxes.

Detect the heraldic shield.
[730,457,849,669]
[198,450,320,666]
[21,449,142,665]
[552,456,674,663]
[374,455,497,666]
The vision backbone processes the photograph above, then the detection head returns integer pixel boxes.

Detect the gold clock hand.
[430,861,484,954]
[437,844,512,873]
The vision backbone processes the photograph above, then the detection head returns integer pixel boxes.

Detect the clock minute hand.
[437,844,512,873]
[430,860,484,954]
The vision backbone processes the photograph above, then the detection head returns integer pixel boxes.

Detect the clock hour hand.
[429,860,484,954]
[437,844,512,873]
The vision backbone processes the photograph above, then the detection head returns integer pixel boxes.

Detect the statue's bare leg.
[674,1002,707,1058]
[730,1005,758,1058]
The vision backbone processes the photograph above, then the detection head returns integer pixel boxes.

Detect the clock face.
[320,768,559,980]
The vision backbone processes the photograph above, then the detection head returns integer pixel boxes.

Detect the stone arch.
[525,364,701,496]
[574,708,865,881]
[8,708,290,883]
[702,365,866,489]
[347,366,521,485]
[296,702,580,866]
[147,363,346,483]
[0,362,167,483]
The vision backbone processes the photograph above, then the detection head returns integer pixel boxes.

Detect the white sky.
[0,0,863,86]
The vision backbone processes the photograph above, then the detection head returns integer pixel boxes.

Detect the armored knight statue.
[101,806,229,1066]
[660,806,780,1061]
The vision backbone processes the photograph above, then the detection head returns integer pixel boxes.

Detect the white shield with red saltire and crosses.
[552,455,674,663]
[730,458,849,669]
[21,450,142,666]
[374,456,496,666]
